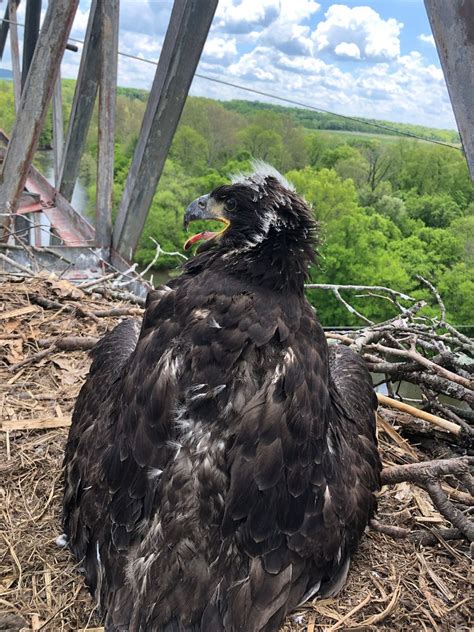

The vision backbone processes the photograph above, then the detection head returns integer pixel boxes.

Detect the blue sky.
[1,1,456,129]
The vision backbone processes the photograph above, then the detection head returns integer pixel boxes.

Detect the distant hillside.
[0,78,459,145]
[222,99,460,145]
[93,82,461,145]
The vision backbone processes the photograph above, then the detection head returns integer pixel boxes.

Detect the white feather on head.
[229,160,295,193]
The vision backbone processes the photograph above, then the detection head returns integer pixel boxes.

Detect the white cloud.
[259,22,314,56]
[313,5,403,61]
[246,1,320,57]
[279,0,321,23]
[334,42,361,59]
[213,40,454,128]
[215,0,280,34]
[419,33,435,46]
[202,36,238,65]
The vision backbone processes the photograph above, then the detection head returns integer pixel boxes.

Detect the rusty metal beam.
[0,0,79,229]
[424,0,474,180]
[113,0,218,259]
[95,0,119,254]
[21,0,41,90]
[58,0,101,201]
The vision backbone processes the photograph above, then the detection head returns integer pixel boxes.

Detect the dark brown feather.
[62,167,380,632]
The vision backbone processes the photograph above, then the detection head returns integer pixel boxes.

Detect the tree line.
[0,80,472,327]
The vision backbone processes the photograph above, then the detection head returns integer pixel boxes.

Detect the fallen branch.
[29,293,142,319]
[0,252,35,276]
[374,456,474,543]
[425,481,474,541]
[87,286,146,306]
[8,336,99,371]
[30,294,99,322]
[368,342,472,390]
[380,457,473,486]
[8,345,56,372]
[37,336,99,351]
[377,394,461,436]
[370,519,462,545]
[305,283,416,303]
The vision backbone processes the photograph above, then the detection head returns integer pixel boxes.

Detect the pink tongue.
[183,231,216,251]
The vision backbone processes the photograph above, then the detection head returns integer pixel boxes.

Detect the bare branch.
[380,457,474,486]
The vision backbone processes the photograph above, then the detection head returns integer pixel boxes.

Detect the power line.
[0,16,463,151]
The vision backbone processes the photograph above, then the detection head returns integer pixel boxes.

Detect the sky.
[1,0,457,130]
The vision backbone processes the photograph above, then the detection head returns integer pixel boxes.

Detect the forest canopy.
[0,79,472,328]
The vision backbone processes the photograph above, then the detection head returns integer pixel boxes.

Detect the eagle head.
[184,162,317,290]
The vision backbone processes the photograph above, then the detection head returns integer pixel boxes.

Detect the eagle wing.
[201,306,380,631]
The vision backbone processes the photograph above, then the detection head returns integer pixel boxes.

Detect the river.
[34,149,89,217]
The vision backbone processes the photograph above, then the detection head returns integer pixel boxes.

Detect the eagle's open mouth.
[183,218,230,251]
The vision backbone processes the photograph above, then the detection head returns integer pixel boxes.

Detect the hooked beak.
[183,194,212,230]
[183,194,230,251]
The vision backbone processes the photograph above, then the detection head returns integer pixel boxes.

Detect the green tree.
[404,192,463,228]
[170,125,208,173]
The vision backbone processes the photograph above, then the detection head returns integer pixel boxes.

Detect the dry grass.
[0,275,472,631]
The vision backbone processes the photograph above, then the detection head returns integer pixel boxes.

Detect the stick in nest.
[375,457,474,542]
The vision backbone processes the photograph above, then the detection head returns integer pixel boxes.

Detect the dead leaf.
[4,339,24,363]
[52,357,76,372]
[394,482,413,503]
[3,318,21,333]
[48,279,85,299]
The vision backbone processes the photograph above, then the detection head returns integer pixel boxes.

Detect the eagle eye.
[225,197,237,212]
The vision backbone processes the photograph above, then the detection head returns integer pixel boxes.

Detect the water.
[34,150,89,216]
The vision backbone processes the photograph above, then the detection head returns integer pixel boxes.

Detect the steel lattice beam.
[57,0,101,201]
[0,0,79,231]
[113,0,218,259]
[424,0,474,180]
[95,0,120,253]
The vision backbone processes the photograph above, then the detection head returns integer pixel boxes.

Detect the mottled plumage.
[62,163,381,631]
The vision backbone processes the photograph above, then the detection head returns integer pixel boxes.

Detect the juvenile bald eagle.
[62,163,380,631]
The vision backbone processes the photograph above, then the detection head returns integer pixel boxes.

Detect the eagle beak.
[183,194,211,230]
[183,194,230,251]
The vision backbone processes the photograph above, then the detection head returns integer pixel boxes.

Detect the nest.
[0,275,472,631]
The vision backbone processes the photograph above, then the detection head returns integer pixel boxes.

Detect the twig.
[376,394,461,435]
[8,346,55,372]
[380,457,473,486]
[368,342,472,390]
[8,335,101,371]
[305,283,416,302]
[29,293,141,320]
[77,272,118,289]
[417,275,446,322]
[37,336,99,351]
[376,457,474,542]
[425,481,474,541]
[0,252,35,276]
[420,387,473,436]
[332,287,374,325]
[87,286,146,306]
[140,237,187,282]
[370,520,462,545]
[327,592,372,631]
